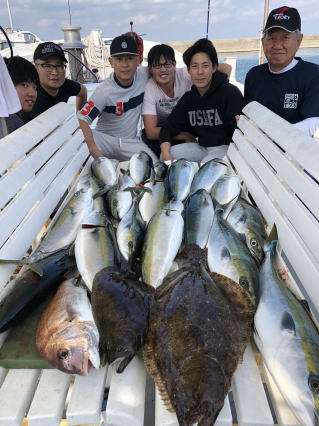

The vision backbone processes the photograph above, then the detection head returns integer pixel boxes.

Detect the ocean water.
[219,48,319,84]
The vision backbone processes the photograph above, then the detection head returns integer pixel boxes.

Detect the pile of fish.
[0,151,318,425]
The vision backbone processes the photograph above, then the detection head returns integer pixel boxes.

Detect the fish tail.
[264,224,278,253]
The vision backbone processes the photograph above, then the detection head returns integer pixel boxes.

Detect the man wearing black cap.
[78,34,158,161]
[245,6,319,137]
[25,42,87,120]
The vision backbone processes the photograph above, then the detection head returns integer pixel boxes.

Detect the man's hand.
[174,131,197,143]
[160,141,174,161]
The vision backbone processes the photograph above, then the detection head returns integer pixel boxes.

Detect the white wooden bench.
[0,101,318,426]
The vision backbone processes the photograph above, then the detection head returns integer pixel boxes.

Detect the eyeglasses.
[36,63,66,72]
[151,62,174,69]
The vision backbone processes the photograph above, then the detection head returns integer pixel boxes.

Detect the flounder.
[144,244,253,426]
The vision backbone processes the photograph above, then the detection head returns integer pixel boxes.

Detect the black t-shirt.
[24,78,81,121]
[5,112,24,134]
[244,59,319,123]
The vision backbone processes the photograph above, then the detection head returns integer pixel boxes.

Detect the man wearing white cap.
[78,34,158,162]
[244,6,319,137]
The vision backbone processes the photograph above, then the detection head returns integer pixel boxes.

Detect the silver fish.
[190,158,229,195]
[207,209,259,308]
[184,189,214,248]
[117,201,145,262]
[254,226,319,425]
[211,174,241,207]
[129,151,153,184]
[166,159,196,201]
[29,187,93,264]
[91,157,118,186]
[75,210,115,292]
[105,173,135,220]
[153,161,168,180]
[225,197,267,264]
[139,178,167,224]
[142,201,184,288]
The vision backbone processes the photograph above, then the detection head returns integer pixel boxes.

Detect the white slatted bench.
[0,100,318,426]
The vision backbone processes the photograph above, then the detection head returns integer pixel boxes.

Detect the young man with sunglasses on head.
[142,44,232,157]
[25,42,87,121]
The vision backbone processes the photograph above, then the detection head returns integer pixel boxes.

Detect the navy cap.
[110,35,138,57]
[264,6,301,33]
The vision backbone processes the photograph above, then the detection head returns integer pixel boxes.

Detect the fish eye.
[250,238,258,247]
[239,277,249,289]
[57,348,70,360]
[309,375,319,394]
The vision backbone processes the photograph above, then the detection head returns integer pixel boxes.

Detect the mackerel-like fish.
[0,249,75,333]
[207,210,259,308]
[211,174,241,207]
[28,187,93,264]
[225,197,267,264]
[36,279,100,375]
[105,173,135,220]
[153,161,168,180]
[142,201,184,288]
[91,157,118,186]
[129,151,153,184]
[166,159,196,201]
[190,158,228,195]
[75,210,115,292]
[184,189,214,248]
[139,177,167,224]
[254,226,319,425]
[144,244,253,426]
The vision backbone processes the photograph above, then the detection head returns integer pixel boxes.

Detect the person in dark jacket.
[4,56,39,134]
[24,42,87,121]
[159,38,244,162]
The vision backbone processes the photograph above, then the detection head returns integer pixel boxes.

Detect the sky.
[0,0,318,43]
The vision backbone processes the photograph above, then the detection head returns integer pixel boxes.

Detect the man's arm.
[78,118,104,158]
[76,84,88,110]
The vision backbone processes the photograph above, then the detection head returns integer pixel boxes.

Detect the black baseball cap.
[110,35,138,57]
[33,42,68,62]
[264,6,301,33]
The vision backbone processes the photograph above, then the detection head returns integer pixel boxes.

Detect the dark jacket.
[159,70,244,147]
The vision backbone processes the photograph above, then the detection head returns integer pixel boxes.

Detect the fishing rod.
[206,0,211,39]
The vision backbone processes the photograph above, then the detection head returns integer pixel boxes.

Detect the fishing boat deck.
[0,102,318,426]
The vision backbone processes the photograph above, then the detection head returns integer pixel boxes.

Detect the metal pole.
[6,0,14,29]
[206,0,211,39]
[67,0,72,26]
[259,0,270,64]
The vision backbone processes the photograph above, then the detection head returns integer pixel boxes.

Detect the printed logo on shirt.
[80,100,99,120]
[104,93,144,115]
[188,109,223,127]
[284,93,298,109]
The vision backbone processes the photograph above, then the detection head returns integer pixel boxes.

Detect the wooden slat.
[242,101,319,181]
[0,103,75,174]
[228,143,319,318]
[232,130,319,265]
[104,356,146,426]
[0,369,40,426]
[236,118,319,221]
[27,370,71,426]
[232,344,274,426]
[0,116,79,210]
[66,367,107,426]
[0,144,89,287]
[0,130,85,249]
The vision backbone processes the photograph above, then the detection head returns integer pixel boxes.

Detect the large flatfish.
[92,266,153,373]
[144,244,253,426]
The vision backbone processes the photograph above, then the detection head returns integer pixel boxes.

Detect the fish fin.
[143,342,175,413]
[264,224,278,253]
[116,356,134,373]
[299,299,310,314]
[281,311,296,335]
[211,272,254,362]
[28,263,44,277]
[68,243,75,256]
[220,247,231,262]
